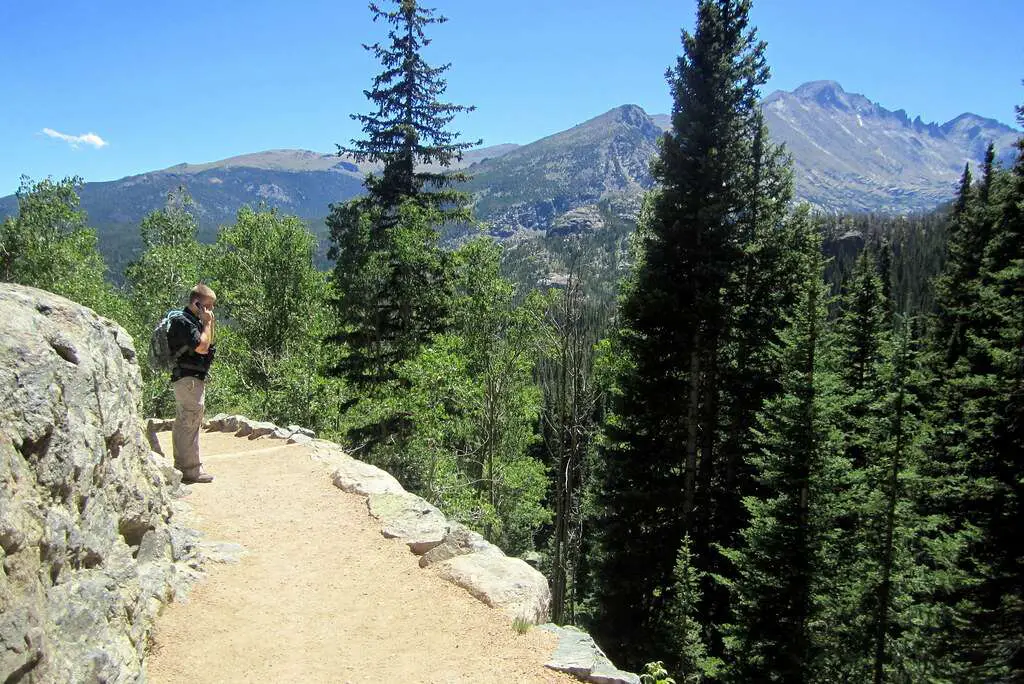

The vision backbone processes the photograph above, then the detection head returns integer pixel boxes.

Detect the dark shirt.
[168,307,216,382]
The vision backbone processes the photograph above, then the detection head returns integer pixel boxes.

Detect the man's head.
[188,283,217,314]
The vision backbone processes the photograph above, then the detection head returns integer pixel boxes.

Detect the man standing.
[169,283,217,484]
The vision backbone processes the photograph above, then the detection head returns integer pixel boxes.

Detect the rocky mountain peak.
[543,104,662,145]
[606,104,658,130]
[785,80,876,115]
[464,104,662,234]
[941,112,1010,138]
[763,81,1020,211]
[792,79,846,99]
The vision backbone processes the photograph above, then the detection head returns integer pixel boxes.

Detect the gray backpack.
[148,309,189,372]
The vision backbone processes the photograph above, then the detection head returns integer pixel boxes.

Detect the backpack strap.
[168,310,198,371]
[171,344,190,363]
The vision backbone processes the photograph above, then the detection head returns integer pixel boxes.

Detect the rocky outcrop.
[366,492,448,555]
[327,450,405,496]
[540,624,640,684]
[547,205,606,237]
[432,551,552,625]
[419,522,499,568]
[0,284,202,683]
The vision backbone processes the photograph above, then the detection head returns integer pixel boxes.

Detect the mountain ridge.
[2,81,1019,269]
[158,143,523,176]
[758,80,1018,211]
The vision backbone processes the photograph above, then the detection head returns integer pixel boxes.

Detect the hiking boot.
[181,468,214,484]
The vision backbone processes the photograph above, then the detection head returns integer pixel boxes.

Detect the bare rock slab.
[286,425,316,439]
[431,552,551,625]
[204,413,229,431]
[328,453,406,497]
[246,421,277,439]
[419,522,501,568]
[0,284,198,683]
[540,624,639,684]
[366,492,448,555]
[219,415,245,433]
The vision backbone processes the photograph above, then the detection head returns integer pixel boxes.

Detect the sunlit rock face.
[0,284,194,683]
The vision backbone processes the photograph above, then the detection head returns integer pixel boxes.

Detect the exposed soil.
[146,431,572,684]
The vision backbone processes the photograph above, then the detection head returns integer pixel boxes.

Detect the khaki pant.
[172,376,205,475]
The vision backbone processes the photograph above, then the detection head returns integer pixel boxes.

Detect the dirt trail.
[146,432,571,684]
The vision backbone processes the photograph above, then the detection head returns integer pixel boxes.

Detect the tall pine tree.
[722,226,847,682]
[590,0,791,670]
[328,0,477,395]
[960,109,1024,680]
[926,110,1024,678]
[708,114,807,660]
[829,263,957,680]
[340,0,478,216]
[855,319,955,682]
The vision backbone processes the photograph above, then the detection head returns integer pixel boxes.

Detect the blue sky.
[1,0,1021,195]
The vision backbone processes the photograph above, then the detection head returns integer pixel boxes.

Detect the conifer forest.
[2,1,1021,680]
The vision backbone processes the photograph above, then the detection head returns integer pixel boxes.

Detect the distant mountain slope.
[464,105,662,235]
[161,144,521,176]
[0,143,520,231]
[0,144,520,275]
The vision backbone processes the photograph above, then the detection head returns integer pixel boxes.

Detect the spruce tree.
[856,319,958,682]
[924,104,1024,679]
[829,294,957,681]
[712,114,804,642]
[341,0,478,215]
[956,106,1024,680]
[722,226,846,682]
[979,142,996,206]
[328,1,477,448]
[329,0,476,386]
[665,534,718,683]
[836,251,888,397]
[812,248,890,680]
[933,162,983,365]
[832,249,888,481]
[590,0,782,670]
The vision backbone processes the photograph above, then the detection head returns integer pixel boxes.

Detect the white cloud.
[41,128,109,149]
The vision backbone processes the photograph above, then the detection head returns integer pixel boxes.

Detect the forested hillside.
[2,0,1021,681]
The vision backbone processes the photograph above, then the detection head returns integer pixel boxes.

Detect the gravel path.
[146,431,571,683]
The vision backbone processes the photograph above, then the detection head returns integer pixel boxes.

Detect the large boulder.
[366,492,448,555]
[431,551,552,625]
[245,420,278,440]
[0,284,191,682]
[540,624,640,684]
[316,444,406,497]
[418,522,501,568]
